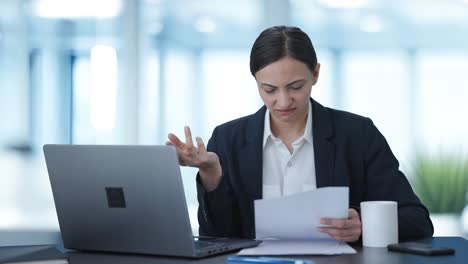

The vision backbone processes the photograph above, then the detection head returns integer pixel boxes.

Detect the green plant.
[408,152,468,214]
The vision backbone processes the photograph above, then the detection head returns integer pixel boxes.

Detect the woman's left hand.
[318,208,362,242]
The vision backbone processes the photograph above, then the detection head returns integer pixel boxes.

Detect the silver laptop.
[43,144,260,258]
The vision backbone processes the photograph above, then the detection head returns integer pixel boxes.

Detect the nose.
[277,90,291,108]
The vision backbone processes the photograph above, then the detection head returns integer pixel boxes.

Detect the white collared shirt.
[262,101,317,199]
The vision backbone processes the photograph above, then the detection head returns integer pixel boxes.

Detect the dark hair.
[249,26,317,76]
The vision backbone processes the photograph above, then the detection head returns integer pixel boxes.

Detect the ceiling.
[1,0,468,50]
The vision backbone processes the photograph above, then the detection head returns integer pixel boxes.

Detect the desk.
[1,237,467,264]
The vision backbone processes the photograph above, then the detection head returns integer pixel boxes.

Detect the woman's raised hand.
[166,126,222,191]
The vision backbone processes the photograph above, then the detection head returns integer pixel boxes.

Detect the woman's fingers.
[320,218,352,229]
[168,128,211,168]
[348,208,360,219]
[196,137,206,153]
[318,208,362,242]
[184,126,194,149]
[167,133,184,148]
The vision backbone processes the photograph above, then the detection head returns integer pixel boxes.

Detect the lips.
[276,108,296,116]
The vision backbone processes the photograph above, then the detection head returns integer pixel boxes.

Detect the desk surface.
[1,237,467,264]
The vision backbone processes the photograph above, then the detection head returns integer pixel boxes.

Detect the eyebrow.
[260,79,305,88]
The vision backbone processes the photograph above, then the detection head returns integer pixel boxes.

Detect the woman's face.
[255,56,320,126]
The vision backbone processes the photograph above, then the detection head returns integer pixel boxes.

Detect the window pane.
[72,57,92,144]
[416,53,468,152]
[163,49,194,139]
[201,50,261,140]
[343,52,412,160]
[139,53,160,144]
[312,50,334,108]
[163,48,199,234]
[72,45,119,144]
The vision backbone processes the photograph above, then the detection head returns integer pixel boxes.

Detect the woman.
[167,26,433,242]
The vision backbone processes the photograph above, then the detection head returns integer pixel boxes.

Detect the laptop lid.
[43,144,197,257]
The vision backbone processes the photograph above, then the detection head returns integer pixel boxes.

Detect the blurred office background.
[1,0,468,244]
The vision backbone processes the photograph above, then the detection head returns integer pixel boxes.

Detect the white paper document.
[238,239,356,255]
[239,187,356,255]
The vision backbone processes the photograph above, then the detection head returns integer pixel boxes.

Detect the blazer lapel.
[238,107,265,201]
[311,99,336,187]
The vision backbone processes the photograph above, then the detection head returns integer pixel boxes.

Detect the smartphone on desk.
[387,242,455,256]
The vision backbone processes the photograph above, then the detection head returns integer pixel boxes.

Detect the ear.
[311,63,321,85]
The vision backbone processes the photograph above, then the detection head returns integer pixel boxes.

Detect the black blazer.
[196,98,433,241]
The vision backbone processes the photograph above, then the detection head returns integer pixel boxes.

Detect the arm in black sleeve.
[363,119,434,241]
[196,127,242,238]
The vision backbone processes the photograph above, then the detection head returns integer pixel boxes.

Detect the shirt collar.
[263,108,273,148]
[263,100,313,148]
[303,100,313,144]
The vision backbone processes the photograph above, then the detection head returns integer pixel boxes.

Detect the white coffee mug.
[360,201,398,247]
